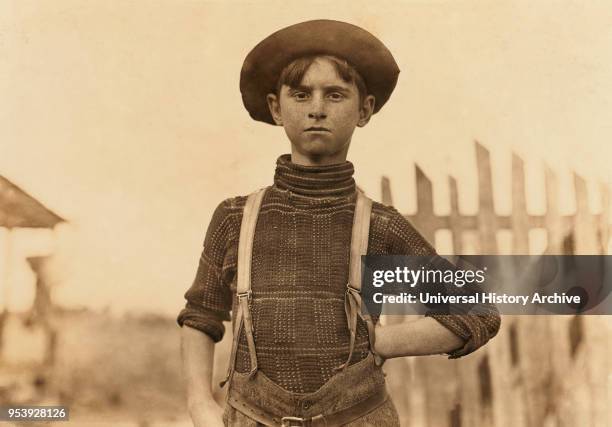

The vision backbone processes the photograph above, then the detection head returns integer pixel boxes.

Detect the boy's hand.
[190,399,225,427]
[181,326,225,427]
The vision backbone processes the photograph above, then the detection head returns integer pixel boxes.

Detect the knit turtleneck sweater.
[178,154,500,393]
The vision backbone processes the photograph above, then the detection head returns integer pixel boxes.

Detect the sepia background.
[1,1,610,426]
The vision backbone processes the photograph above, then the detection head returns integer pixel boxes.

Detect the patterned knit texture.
[177,154,500,393]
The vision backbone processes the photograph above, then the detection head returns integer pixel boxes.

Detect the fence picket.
[381,176,393,206]
[413,165,436,245]
[573,173,598,254]
[598,182,610,253]
[475,142,498,254]
[544,166,564,254]
[449,176,463,255]
[511,153,529,254]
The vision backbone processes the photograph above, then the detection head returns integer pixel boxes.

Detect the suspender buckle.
[346,283,361,295]
[237,290,252,301]
[281,416,306,427]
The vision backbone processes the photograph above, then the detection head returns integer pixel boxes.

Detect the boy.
[178,20,500,427]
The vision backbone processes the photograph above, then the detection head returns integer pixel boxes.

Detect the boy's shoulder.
[371,199,436,254]
[209,186,270,225]
[207,194,249,229]
[218,194,249,211]
[370,198,408,224]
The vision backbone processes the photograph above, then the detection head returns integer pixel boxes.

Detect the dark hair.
[275,55,368,101]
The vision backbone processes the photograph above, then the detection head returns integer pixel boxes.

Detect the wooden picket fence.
[380,141,610,256]
[382,141,610,427]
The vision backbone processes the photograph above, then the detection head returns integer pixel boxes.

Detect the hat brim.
[240,19,400,125]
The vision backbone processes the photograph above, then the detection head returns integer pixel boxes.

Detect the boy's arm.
[374,316,465,359]
[380,207,501,358]
[177,199,236,426]
[181,325,224,427]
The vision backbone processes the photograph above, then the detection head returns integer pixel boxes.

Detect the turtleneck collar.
[273,154,356,198]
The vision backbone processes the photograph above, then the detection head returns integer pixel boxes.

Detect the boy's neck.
[290,146,350,167]
[274,154,356,198]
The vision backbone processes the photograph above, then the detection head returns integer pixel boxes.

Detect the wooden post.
[544,166,564,254]
[413,165,436,246]
[511,153,529,254]
[598,182,610,253]
[449,176,463,255]
[381,176,394,207]
[573,173,598,254]
[0,227,12,357]
[475,142,498,254]
[1,228,10,309]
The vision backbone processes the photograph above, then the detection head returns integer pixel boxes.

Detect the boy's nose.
[308,95,327,120]
[308,111,327,120]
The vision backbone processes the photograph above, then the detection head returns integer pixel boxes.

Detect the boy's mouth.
[304,127,331,132]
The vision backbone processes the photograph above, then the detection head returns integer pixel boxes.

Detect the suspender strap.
[220,188,266,388]
[350,191,372,291]
[335,191,383,372]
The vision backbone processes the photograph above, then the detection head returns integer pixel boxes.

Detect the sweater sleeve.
[177,199,233,343]
[385,207,501,358]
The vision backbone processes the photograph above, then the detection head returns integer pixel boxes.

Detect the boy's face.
[267,57,374,165]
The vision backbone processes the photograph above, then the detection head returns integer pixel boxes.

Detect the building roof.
[0,175,65,228]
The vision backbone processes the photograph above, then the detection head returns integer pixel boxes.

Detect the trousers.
[222,353,400,427]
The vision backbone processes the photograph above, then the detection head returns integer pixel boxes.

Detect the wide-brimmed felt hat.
[240,19,400,125]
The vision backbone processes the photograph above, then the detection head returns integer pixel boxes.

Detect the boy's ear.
[357,95,376,128]
[266,93,283,126]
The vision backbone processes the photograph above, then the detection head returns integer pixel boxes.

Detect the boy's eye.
[327,92,345,101]
[291,92,309,101]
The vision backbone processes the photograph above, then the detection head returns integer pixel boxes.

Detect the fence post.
[381,176,393,207]
[511,153,529,254]
[544,166,564,254]
[414,165,436,245]
[573,173,599,254]
[475,142,498,254]
[598,182,610,253]
[449,176,463,255]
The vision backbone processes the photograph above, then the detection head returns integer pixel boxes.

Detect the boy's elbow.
[479,304,502,339]
[486,312,501,339]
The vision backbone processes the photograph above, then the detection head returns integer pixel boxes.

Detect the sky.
[1,0,611,315]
